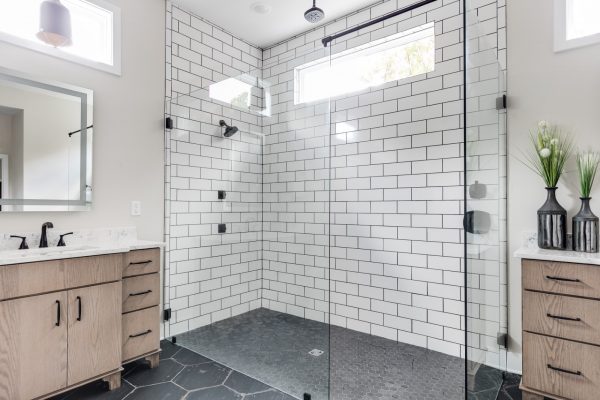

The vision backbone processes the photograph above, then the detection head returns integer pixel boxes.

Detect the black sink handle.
[10,235,29,250]
[57,232,74,247]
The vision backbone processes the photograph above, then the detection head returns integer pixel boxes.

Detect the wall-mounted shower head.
[304,0,324,23]
[219,120,239,137]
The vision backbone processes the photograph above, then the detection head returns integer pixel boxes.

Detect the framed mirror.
[0,68,93,212]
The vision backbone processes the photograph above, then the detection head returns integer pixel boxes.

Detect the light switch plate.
[131,201,142,216]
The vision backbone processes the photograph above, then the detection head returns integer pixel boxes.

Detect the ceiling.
[172,0,383,48]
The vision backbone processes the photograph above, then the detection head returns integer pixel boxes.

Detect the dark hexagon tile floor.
[48,340,297,400]
[49,309,523,400]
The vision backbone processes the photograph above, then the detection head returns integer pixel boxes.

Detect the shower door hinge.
[496,94,507,110]
[165,117,173,130]
[497,332,508,349]
[163,308,172,321]
[303,394,312,400]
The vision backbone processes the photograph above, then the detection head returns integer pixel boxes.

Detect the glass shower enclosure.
[164,0,508,398]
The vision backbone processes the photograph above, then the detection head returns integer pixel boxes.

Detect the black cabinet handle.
[545,275,581,283]
[76,296,82,321]
[129,290,152,297]
[129,329,152,338]
[547,313,581,322]
[55,300,61,326]
[547,364,582,376]
[128,260,153,266]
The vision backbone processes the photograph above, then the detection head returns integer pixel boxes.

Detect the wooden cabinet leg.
[522,391,544,400]
[103,371,122,391]
[145,353,160,369]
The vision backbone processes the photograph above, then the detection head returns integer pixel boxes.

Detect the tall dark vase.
[573,198,599,253]
[538,187,567,250]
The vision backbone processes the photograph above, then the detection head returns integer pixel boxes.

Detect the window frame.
[0,0,122,75]
[294,22,435,105]
[554,0,600,52]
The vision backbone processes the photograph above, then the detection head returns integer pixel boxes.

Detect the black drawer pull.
[545,275,581,283]
[55,300,61,327]
[547,364,582,376]
[130,329,152,338]
[128,260,153,266]
[76,296,82,321]
[547,313,581,322]
[129,290,152,297]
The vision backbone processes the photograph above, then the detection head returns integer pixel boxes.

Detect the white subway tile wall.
[164,0,507,368]
[165,2,265,336]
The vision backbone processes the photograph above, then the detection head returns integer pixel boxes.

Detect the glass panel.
[465,0,508,398]
[326,8,467,399]
[165,18,331,398]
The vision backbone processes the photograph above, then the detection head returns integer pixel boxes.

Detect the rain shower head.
[219,120,239,137]
[304,0,324,23]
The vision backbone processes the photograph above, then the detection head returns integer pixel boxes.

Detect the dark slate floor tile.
[186,386,243,400]
[125,382,186,400]
[173,347,212,365]
[125,358,184,387]
[244,390,298,400]
[48,381,134,400]
[224,370,271,394]
[160,339,182,359]
[173,362,231,390]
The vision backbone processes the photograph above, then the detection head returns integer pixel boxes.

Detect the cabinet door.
[67,282,121,385]
[0,292,68,400]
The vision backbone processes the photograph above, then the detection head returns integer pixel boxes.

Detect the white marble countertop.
[514,246,600,266]
[0,240,165,266]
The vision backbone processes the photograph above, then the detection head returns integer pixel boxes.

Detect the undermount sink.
[0,245,100,258]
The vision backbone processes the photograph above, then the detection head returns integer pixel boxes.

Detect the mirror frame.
[0,67,93,211]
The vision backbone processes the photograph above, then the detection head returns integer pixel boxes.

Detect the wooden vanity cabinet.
[0,292,68,400]
[0,248,162,400]
[67,282,122,386]
[121,248,161,366]
[0,254,124,400]
[521,259,600,400]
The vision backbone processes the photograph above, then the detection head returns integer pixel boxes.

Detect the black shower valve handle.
[57,232,74,247]
[10,235,29,250]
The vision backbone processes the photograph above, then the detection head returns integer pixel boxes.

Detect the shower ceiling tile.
[171,0,383,48]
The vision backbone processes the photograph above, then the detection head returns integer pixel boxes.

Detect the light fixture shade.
[36,0,72,47]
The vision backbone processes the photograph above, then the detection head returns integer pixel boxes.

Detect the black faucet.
[39,222,54,248]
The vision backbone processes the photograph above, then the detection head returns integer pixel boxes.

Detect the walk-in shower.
[164,0,507,398]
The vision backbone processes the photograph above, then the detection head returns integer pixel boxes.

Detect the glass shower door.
[464,0,508,398]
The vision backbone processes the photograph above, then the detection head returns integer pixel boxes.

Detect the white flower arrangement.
[521,121,573,188]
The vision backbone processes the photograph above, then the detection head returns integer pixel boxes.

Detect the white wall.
[0,0,165,241]
[165,3,265,336]
[506,0,600,373]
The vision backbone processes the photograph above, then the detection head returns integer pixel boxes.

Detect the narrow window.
[294,22,435,104]
[0,0,121,74]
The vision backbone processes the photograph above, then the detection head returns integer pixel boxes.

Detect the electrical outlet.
[131,201,142,216]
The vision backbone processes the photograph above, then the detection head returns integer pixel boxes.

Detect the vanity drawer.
[523,259,600,299]
[122,274,160,313]
[123,248,160,277]
[523,332,600,400]
[122,306,160,362]
[0,253,123,301]
[523,291,600,345]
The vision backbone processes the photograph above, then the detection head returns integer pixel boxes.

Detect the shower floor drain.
[308,349,324,357]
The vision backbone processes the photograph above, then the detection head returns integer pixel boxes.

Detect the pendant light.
[36,0,73,47]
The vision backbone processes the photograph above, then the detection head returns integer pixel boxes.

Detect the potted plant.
[573,151,600,253]
[521,121,573,250]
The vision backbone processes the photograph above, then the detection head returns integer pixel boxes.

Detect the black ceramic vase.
[573,198,599,253]
[538,187,567,250]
